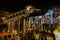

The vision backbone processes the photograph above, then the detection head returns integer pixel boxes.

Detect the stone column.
[17,19,20,35]
[38,19,41,31]
[7,21,13,33]
[8,21,13,33]
[29,18,31,29]
[23,18,26,36]
[25,17,29,32]
[8,21,11,33]
[12,22,15,30]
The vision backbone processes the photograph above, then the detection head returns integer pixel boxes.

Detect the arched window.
[7,17,9,19]
[10,16,12,18]
[13,15,15,17]
[19,13,21,15]
[16,14,19,16]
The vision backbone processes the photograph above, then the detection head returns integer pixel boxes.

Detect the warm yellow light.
[1,17,6,20]
[26,5,33,11]
[25,5,34,13]
[25,5,33,11]
[26,6,32,11]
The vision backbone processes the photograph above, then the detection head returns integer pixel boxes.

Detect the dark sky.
[0,0,60,12]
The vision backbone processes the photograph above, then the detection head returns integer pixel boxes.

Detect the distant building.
[53,7,60,26]
[54,7,60,17]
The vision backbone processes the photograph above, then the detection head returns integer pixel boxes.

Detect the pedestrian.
[53,25,60,40]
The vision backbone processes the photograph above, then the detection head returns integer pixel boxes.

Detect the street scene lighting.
[0,4,60,40]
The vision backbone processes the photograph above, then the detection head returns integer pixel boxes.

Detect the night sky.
[0,0,60,12]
